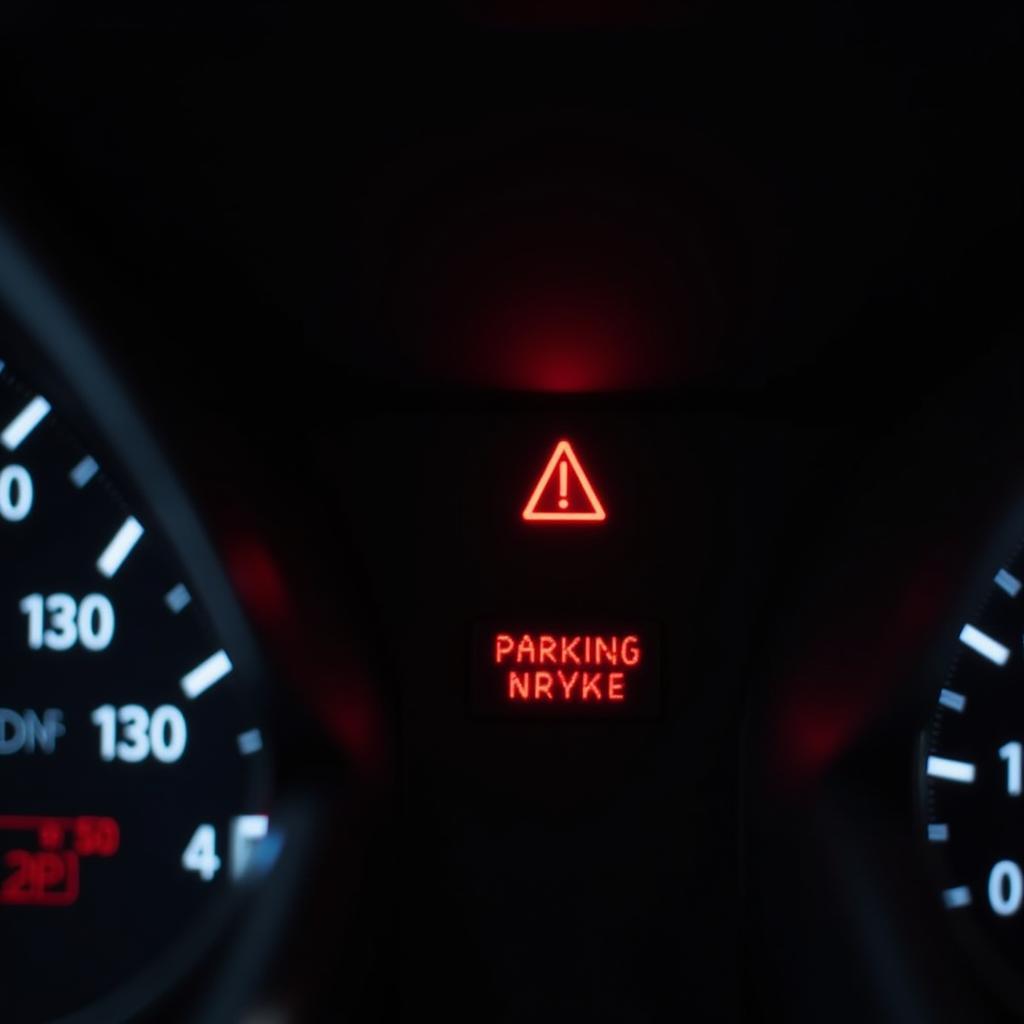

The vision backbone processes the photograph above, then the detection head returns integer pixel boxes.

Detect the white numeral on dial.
[20,593,115,651]
[182,824,221,882]
[1000,741,1022,797]
[90,704,188,763]
[989,860,1024,916]
[0,464,33,521]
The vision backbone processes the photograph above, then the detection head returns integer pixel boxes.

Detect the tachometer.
[921,531,1024,1007]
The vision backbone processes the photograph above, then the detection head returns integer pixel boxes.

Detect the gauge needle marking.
[927,756,976,784]
[959,624,1010,666]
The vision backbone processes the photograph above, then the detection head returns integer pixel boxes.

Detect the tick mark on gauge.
[995,569,1022,598]
[236,729,263,756]
[942,886,972,910]
[928,823,950,842]
[2,395,51,451]
[231,814,271,881]
[96,516,145,577]
[939,688,967,713]
[164,583,192,614]
[69,455,99,489]
[181,649,233,699]
[959,624,1010,666]
[927,755,976,784]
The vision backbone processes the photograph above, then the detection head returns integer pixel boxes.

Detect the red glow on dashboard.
[773,559,957,790]
[489,303,647,393]
[522,440,607,522]
[0,816,120,907]
[472,265,697,393]
[317,671,388,779]
[222,533,390,782]
[393,185,710,393]
[225,537,291,626]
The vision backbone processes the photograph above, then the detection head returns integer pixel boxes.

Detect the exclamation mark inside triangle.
[522,439,607,523]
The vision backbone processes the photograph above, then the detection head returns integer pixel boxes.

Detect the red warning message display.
[473,624,660,716]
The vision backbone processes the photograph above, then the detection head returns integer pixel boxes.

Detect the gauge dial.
[921,542,1024,1004]
[0,361,271,1023]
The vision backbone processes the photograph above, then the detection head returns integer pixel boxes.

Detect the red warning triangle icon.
[522,439,607,523]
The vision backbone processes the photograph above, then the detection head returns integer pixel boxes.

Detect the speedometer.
[0,231,272,1023]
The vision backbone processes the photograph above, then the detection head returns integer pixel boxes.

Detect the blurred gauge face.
[0,358,271,1023]
[921,534,1024,1006]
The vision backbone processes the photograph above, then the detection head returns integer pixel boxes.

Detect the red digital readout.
[495,632,642,703]
[0,816,120,907]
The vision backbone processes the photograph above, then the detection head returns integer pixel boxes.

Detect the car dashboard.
[0,7,1022,1022]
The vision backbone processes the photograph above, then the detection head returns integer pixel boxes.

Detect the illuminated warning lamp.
[522,439,606,523]
[471,622,660,716]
